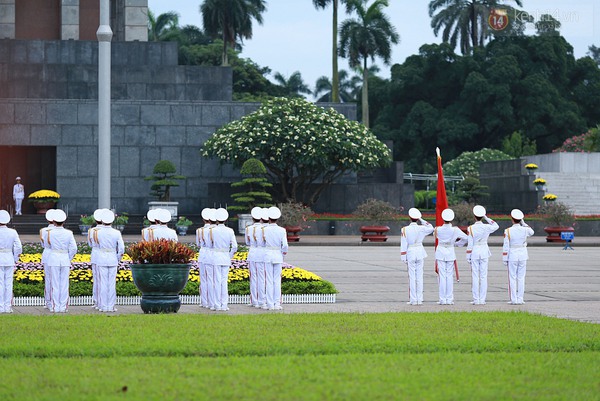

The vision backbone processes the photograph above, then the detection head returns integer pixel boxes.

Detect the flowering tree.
[443,148,512,178]
[553,127,600,153]
[202,97,392,205]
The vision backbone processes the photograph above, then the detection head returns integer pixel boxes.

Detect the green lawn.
[0,312,598,400]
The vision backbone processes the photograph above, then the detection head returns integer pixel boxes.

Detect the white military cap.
[201,208,211,221]
[511,209,524,220]
[208,208,218,222]
[45,209,56,222]
[54,209,67,223]
[268,206,281,220]
[441,208,455,222]
[102,210,115,224]
[147,209,158,222]
[157,209,172,224]
[93,209,104,222]
[15,177,21,180]
[216,208,229,222]
[408,208,422,219]
[473,205,486,218]
[260,208,270,221]
[0,210,10,224]
[251,207,262,220]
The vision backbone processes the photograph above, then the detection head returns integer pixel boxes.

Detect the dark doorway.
[0,146,56,214]
[15,0,61,40]
[80,0,100,40]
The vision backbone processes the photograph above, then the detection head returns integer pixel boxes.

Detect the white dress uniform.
[87,209,105,309]
[141,223,160,241]
[12,180,24,215]
[196,218,212,308]
[94,214,124,312]
[202,220,217,310]
[152,224,178,241]
[44,213,77,313]
[434,214,468,305]
[40,213,55,309]
[263,207,289,310]
[211,209,237,311]
[503,211,534,304]
[466,211,499,305]
[246,211,264,307]
[400,209,434,305]
[0,211,22,313]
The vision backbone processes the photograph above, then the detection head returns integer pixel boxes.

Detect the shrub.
[352,198,401,221]
[535,202,575,226]
[443,148,512,177]
[278,200,314,228]
[145,160,186,201]
[126,240,195,264]
[229,158,273,213]
[553,126,600,153]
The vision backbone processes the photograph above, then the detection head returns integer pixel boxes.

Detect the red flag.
[435,148,459,281]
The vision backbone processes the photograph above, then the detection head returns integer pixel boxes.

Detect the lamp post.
[97,0,112,209]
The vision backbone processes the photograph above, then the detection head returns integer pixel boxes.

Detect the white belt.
[52,249,68,254]
[0,249,12,253]
[511,244,527,248]
[408,243,423,248]
[265,246,281,250]
[437,242,453,248]
[99,248,115,253]
[472,242,487,247]
[213,248,230,253]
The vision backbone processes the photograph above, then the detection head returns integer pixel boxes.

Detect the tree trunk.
[331,0,340,103]
[362,58,369,128]
[222,31,229,66]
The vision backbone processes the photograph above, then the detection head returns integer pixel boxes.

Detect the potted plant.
[27,190,60,214]
[543,193,558,203]
[278,200,314,242]
[533,178,546,191]
[145,160,186,218]
[353,198,400,242]
[126,239,195,313]
[535,202,575,242]
[229,158,273,233]
[79,214,96,235]
[525,163,538,175]
[113,213,129,232]
[175,216,193,236]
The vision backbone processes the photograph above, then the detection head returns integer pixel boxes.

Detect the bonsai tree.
[453,177,489,204]
[229,158,273,213]
[145,160,186,202]
[536,202,575,227]
[352,198,401,222]
[278,200,314,228]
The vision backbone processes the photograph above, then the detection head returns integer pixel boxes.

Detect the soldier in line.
[0,210,22,313]
[196,208,213,309]
[245,207,264,308]
[88,209,105,309]
[255,208,270,309]
[211,208,237,311]
[263,206,288,311]
[152,209,178,241]
[40,209,56,310]
[94,210,125,313]
[466,205,499,305]
[13,177,24,215]
[43,209,77,313]
[400,208,434,305]
[141,209,160,241]
[503,209,534,305]
[434,208,468,305]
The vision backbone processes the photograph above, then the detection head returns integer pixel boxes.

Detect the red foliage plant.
[126,239,195,264]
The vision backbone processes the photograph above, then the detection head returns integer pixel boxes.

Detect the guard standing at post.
[211,208,237,311]
[152,209,178,241]
[400,208,434,305]
[434,208,468,305]
[94,210,124,312]
[142,209,160,241]
[503,209,534,305]
[263,206,288,310]
[196,208,212,309]
[40,209,56,309]
[88,209,105,309]
[13,177,24,215]
[0,210,22,313]
[246,207,263,308]
[466,205,499,305]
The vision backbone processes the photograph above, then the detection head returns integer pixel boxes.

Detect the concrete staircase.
[539,173,600,215]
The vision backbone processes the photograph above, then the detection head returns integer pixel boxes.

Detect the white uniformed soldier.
[142,209,160,241]
[12,177,24,215]
[466,205,499,305]
[245,207,264,307]
[434,208,468,305]
[43,209,77,313]
[254,208,269,309]
[400,208,434,305]
[94,210,124,312]
[203,209,218,310]
[0,210,22,313]
[88,209,105,309]
[211,208,237,311]
[503,209,534,305]
[263,206,288,310]
[152,209,178,241]
[40,209,56,309]
[195,208,213,309]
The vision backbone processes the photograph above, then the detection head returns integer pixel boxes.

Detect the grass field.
[0,312,598,400]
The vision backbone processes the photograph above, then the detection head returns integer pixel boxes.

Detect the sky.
[148,0,599,98]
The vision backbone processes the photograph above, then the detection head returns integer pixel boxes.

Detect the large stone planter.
[237,214,253,235]
[360,225,390,242]
[33,201,57,214]
[544,226,575,243]
[148,201,178,218]
[130,263,190,313]
[285,225,303,242]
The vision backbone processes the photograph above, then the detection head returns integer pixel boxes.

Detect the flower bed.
[13,243,336,298]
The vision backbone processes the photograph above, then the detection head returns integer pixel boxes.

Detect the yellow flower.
[543,194,558,201]
[533,178,546,185]
[28,190,60,199]
[525,163,538,170]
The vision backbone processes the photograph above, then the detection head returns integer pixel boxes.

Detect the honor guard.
[263,206,288,310]
[400,208,434,305]
[88,209,105,309]
[196,208,213,309]
[503,209,534,305]
[203,209,218,310]
[13,177,24,215]
[94,210,125,312]
[466,205,499,305]
[153,209,178,241]
[0,210,22,313]
[245,207,264,308]
[211,208,237,311]
[40,209,56,309]
[142,209,160,241]
[434,208,468,305]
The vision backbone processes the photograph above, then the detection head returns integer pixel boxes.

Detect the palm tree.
[273,71,312,98]
[200,0,267,66]
[314,70,359,102]
[428,0,523,55]
[147,10,180,42]
[339,0,399,128]
[312,0,349,103]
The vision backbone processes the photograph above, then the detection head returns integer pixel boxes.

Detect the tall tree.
[339,0,399,128]
[535,14,561,36]
[313,69,358,102]
[273,71,312,98]
[312,0,348,103]
[200,0,267,66]
[428,0,523,55]
[587,45,600,65]
[147,10,180,42]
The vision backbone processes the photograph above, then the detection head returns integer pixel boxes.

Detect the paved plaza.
[11,234,599,324]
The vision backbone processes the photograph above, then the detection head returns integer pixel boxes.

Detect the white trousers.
[437,260,455,304]
[14,198,23,215]
[91,263,99,307]
[97,265,117,311]
[407,258,424,304]
[265,262,282,309]
[0,266,13,312]
[43,263,52,308]
[205,264,216,309]
[255,262,266,307]
[49,265,69,312]
[470,258,489,304]
[248,260,258,306]
[508,260,527,303]
[213,264,229,310]
[199,261,209,307]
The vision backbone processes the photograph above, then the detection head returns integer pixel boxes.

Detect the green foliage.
[22,243,44,254]
[144,160,186,201]
[229,158,273,213]
[453,177,489,204]
[352,198,401,221]
[175,216,193,227]
[443,148,512,178]
[414,190,436,209]
[202,97,392,205]
[281,280,337,294]
[553,126,600,152]
[126,240,195,264]
[79,215,96,225]
[501,131,537,157]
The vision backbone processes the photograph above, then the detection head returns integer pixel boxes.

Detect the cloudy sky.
[148,0,599,96]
